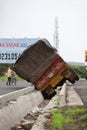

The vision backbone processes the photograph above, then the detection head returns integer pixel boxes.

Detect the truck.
[13,39,79,99]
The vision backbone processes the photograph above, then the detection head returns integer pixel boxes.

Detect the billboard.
[0,38,39,63]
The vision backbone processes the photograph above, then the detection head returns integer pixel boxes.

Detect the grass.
[65,107,86,115]
[45,106,87,130]
[52,112,64,129]
[51,108,75,129]
[0,76,24,81]
[79,114,87,121]
[56,96,60,106]
[0,76,7,81]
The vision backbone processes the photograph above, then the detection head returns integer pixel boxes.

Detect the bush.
[69,65,86,78]
[0,64,11,76]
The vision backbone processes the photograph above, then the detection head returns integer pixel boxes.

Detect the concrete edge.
[0,90,44,130]
[0,86,34,107]
[59,83,67,107]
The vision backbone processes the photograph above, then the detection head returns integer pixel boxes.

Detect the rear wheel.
[68,79,75,84]
[41,90,56,99]
[85,76,87,80]
[75,76,79,81]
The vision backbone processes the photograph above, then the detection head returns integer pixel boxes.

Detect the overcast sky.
[0,0,87,62]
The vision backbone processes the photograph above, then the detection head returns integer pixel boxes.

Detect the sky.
[0,0,87,63]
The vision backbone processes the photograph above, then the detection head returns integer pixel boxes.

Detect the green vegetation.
[45,106,87,130]
[79,114,87,121]
[0,64,24,81]
[0,76,7,81]
[0,64,11,76]
[69,65,86,78]
[65,107,86,115]
[0,75,23,81]
[56,96,60,106]
[52,112,65,129]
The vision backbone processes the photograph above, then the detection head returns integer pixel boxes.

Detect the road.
[74,79,87,106]
[0,79,87,106]
[0,80,32,95]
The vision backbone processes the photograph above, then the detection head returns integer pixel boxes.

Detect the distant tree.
[0,64,11,76]
[69,65,86,78]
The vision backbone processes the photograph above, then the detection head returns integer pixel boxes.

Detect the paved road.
[74,79,87,106]
[0,81,33,95]
[0,79,87,106]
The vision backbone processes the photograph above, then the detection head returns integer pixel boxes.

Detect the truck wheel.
[85,76,87,80]
[41,91,56,99]
[68,79,75,84]
[75,76,79,81]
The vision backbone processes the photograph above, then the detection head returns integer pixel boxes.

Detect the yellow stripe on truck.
[50,74,63,87]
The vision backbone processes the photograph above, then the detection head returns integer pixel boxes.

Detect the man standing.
[6,67,13,86]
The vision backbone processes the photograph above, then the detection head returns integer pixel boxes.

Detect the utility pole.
[54,16,59,53]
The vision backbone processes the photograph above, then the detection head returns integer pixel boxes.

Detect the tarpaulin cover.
[13,39,59,83]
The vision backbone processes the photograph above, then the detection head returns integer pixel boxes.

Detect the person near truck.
[6,67,14,86]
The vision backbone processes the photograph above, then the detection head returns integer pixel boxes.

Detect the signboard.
[0,38,39,63]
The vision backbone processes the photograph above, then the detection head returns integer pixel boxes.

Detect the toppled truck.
[13,39,79,99]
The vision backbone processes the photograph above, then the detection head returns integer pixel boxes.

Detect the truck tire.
[75,76,79,81]
[41,91,56,99]
[68,79,75,84]
[85,76,87,80]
